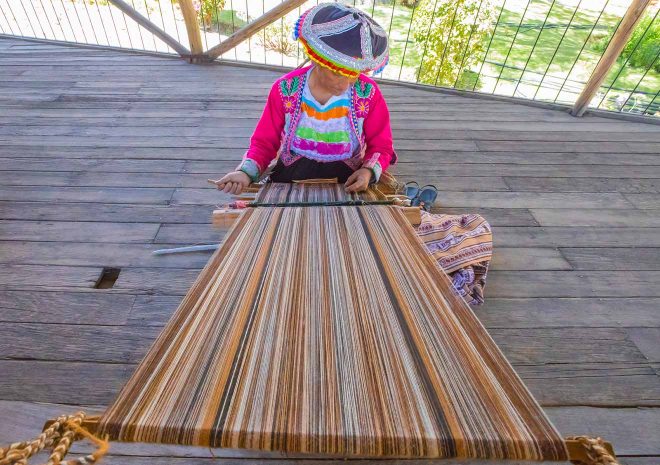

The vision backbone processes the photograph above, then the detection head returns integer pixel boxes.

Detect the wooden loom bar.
[97,183,569,461]
[206,0,309,60]
[106,0,191,57]
[570,0,651,117]
[178,0,204,58]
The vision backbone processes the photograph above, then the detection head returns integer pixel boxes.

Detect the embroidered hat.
[293,3,389,78]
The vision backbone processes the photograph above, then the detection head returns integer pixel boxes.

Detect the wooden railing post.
[206,0,308,60]
[570,0,651,117]
[178,0,204,60]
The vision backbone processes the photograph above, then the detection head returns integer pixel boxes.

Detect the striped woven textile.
[98,185,568,461]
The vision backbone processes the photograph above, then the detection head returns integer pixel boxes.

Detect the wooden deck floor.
[1,37,659,464]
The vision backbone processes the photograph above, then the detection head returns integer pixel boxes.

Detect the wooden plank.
[474,298,660,329]
[154,223,232,244]
[627,328,660,363]
[561,248,660,271]
[0,201,213,224]
[3,124,659,143]
[0,186,174,204]
[0,323,160,363]
[547,406,660,456]
[433,207,538,226]
[504,177,660,194]
[524,371,660,407]
[128,294,183,326]
[0,158,185,173]
[487,271,660,298]
[490,328,649,365]
[385,164,660,179]
[112,267,202,295]
[0,241,215,269]
[493,227,660,248]
[0,290,135,325]
[531,208,660,227]
[0,171,212,188]
[624,193,660,209]
[475,140,659,154]
[570,0,652,116]
[0,360,131,404]
[490,247,571,271]
[422,192,632,209]
[0,265,102,289]
[0,221,160,243]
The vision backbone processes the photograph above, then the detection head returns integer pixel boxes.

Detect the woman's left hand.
[344,168,373,193]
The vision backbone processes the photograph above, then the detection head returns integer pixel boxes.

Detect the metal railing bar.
[230,0,238,60]
[82,0,100,43]
[512,0,557,97]
[472,0,507,91]
[47,0,69,41]
[245,0,251,62]
[108,0,190,54]
[262,0,266,64]
[453,0,485,88]
[493,0,531,93]
[36,0,57,39]
[17,0,39,38]
[639,89,659,115]
[71,0,89,42]
[617,40,660,111]
[141,0,158,49]
[0,2,15,35]
[95,0,112,45]
[415,0,441,83]
[169,0,181,44]
[119,8,134,49]
[3,1,23,36]
[105,1,121,47]
[596,7,658,109]
[27,0,48,38]
[553,0,616,103]
[532,0,582,100]
[433,0,461,86]
[206,0,308,61]
[129,0,147,49]
[155,0,171,52]
[397,0,417,81]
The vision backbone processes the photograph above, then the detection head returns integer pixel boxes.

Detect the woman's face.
[315,65,358,95]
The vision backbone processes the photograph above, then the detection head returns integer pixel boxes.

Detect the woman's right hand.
[212,171,251,195]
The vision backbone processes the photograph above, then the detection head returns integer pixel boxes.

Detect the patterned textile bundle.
[417,210,493,305]
[98,184,568,461]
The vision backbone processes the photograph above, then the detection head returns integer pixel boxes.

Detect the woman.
[215,3,492,305]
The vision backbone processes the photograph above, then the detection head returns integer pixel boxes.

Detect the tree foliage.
[412,0,496,88]
[593,13,660,74]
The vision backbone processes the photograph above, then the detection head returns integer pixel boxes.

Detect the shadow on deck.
[0,36,659,464]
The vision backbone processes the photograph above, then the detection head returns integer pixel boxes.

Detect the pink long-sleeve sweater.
[236,65,397,182]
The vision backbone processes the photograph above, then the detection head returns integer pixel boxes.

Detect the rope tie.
[0,412,108,465]
[567,435,620,465]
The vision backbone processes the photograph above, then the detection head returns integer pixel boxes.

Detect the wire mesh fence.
[0,0,657,116]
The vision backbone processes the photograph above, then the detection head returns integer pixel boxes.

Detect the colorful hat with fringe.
[293,3,389,78]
